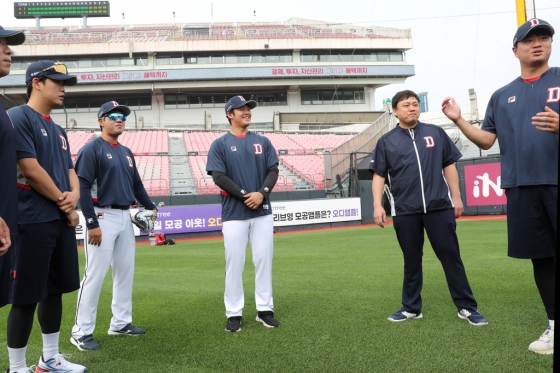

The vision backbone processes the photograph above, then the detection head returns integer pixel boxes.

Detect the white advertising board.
[271,198,361,227]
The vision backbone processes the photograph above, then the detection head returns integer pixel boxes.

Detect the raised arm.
[441,97,497,150]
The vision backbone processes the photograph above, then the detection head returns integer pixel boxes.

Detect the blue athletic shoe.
[387,309,423,322]
[458,309,488,326]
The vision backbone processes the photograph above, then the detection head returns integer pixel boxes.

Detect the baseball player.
[6,61,86,373]
[442,19,558,354]
[206,95,280,332]
[71,102,157,351]
[371,90,488,327]
[0,26,25,312]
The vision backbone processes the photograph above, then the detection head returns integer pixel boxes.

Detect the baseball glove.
[131,210,157,233]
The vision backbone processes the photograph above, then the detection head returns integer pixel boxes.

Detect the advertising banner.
[272,198,362,227]
[75,198,362,239]
[463,163,506,206]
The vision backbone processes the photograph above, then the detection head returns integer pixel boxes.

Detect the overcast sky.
[2,0,559,111]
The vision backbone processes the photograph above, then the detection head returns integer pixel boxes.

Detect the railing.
[325,111,395,185]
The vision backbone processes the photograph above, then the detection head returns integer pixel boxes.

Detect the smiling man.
[206,95,280,333]
[71,102,157,352]
[370,90,487,327]
[6,61,86,372]
[442,19,558,354]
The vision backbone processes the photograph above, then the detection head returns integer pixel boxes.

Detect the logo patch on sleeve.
[97,212,104,219]
[41,129,48,136]
[508,96,516,103]
[106,153,112,159]
[263,204,269,210]
[231,146,237,151]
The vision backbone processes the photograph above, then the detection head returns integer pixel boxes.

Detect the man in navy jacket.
[370,90,487,327]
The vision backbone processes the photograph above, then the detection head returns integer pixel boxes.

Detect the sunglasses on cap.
[104,113,127,121]
[30,63,69,78]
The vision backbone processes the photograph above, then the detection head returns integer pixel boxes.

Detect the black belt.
[94,204,130,210]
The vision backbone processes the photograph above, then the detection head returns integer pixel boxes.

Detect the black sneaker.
[108,323,146,336]
[256,311,280,328]
[225,316,242,332]
[70,334,101,351]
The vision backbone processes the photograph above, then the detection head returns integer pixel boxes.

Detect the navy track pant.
[393,209,478,312]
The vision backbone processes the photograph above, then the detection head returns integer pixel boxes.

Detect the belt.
[94,204,130,210]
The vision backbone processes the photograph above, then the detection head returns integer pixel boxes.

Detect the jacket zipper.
[409,128,427,213]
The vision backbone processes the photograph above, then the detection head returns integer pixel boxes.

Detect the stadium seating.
[118,131,169,156]
[135,156,170,196]
[67,131,96,156]
[64,130,353,195]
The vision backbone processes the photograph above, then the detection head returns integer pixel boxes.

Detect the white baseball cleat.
[35,354,87,372]
[528,326,554,355]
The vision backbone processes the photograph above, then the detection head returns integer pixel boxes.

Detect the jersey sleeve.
[74,144,98,184]
[62,130,74,169]
[9,107,37,160]
[131,153,156,210]
[481,94,497,134]
[441,128,462,167]
[264,137,279,168]
[206,140,227,175]
[370,138,388,177]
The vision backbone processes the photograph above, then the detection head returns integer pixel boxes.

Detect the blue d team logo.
[231,146,237,152]
[508,96,516,103]
[106,153,112,159]
[41,129,47,136]
[126,155,133,167]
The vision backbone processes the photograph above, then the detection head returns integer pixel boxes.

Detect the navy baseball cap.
[98,101,131,118]
[513,18,555,46]
[25,60,77,85]
[0,26,25,45]
[225,95,257,114]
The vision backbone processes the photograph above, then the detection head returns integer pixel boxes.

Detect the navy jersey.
[0,102,17,237]
[482,67,559,188]
[9,105,73,224]
[75,137,155,229]
[370,122,462,216]
[206,132,279,222]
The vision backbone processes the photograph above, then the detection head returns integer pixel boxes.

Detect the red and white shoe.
[35,354,87,373]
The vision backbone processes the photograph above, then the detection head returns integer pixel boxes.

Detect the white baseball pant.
[72,207,136,338]
[223,214,274,318]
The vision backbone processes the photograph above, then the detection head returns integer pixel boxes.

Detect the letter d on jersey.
[253,144,263,154]
[546,87,560,103]
[423,136,435,148]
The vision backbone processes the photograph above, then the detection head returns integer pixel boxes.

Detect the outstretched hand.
[441,97,462,122]
[532,106,559,134]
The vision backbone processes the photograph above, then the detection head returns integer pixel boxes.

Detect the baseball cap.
[98,101,131,118]
[513,18,555,46]
[224,95,257,115]
[25,60,77,86]
[0,26,25,45]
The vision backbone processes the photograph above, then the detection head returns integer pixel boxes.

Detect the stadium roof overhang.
[0,64,414,91]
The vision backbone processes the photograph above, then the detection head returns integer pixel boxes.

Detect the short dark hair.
[26,76,47,102]
[392,90,420,109]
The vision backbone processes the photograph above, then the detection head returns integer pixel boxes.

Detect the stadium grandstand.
[1,17,417,196]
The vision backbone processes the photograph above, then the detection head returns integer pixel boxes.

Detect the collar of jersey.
[523,76,541,83]
[41,114,52,121]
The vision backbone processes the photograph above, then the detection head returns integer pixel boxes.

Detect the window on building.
[164,91,287,109]
[301,88,365,105]
[418,92,428,113]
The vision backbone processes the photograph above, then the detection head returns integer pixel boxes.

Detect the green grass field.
[0,220,554,372]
